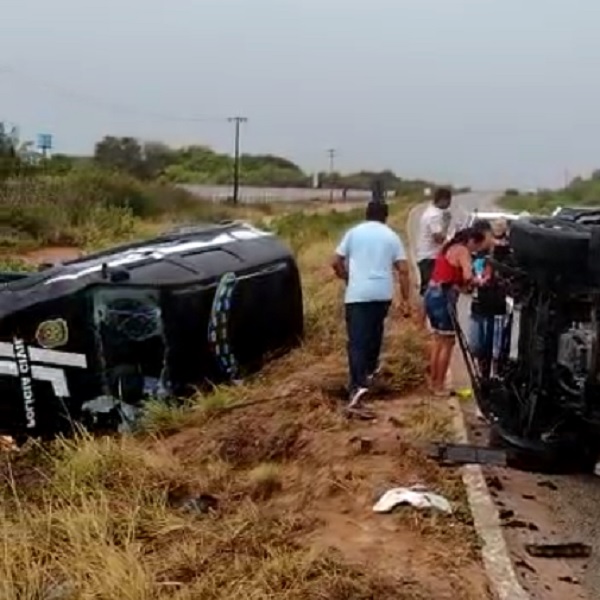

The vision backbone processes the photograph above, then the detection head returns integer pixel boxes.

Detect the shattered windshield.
[90,287,169,410]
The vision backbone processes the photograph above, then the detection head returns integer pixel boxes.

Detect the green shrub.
[0,169,233,249]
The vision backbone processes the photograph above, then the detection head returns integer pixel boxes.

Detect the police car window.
[92,288,167,403]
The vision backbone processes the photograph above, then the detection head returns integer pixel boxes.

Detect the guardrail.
[179,184,375,204]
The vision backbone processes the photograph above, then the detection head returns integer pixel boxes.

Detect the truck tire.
[509,217,590,283]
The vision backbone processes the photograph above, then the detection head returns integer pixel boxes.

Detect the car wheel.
[509,217,591,283]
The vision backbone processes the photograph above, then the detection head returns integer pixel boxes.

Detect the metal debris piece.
[428,442,508,467]
[525,543,592,559]
[350,436,374,453]
[558,575,580,585]
[503,519,539,531]
[181,494,219,515]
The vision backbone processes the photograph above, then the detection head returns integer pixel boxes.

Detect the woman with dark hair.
[424,221,493,396]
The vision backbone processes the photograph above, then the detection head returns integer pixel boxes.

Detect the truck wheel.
[509,217,590,283]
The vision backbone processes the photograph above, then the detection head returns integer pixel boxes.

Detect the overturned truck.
[458,213,600,472]
[0,222,303,441]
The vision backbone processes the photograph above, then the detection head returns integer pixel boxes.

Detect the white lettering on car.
[0,341,87,429]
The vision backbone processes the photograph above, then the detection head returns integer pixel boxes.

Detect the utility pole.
[228,116,247,204]
[327,148,336,202]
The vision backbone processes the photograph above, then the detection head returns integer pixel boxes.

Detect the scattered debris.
[428,442,508,467]
[537,480,558,491]
[515,558,537,574]
[525,543,592,559]
[503,519,539,531]
[499,508,515,520]
[373,485,452,515]
[180,494,219,515]
[558,575,581,585]
[538,479,558,492]
[486,475,504,492]
[350,436,374,454]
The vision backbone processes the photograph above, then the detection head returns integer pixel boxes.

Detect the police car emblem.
[35,319,69,349]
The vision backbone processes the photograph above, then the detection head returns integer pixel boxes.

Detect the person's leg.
[468,314,484,362]
[427,287,457,394]
[433,334,456,393]
[429,334,442,389]
[345,302,370,406]
[367,301,391,378]
[424,287,444,388]
[491,315,507,376]
[417,260,434,328]
[470,314,491,376]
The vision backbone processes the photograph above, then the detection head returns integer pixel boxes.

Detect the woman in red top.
[424,221,493,396]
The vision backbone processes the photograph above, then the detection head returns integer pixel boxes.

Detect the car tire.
[509,217,591,283]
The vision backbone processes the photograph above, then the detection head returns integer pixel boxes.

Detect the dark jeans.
[345,301,391,391]
[417,259,435,296]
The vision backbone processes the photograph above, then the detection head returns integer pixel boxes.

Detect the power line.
[0,65,228,124]
[228,116,248,204]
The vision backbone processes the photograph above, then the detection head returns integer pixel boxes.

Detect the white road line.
[407,201,530,600]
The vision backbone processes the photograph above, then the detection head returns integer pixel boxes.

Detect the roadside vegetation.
[1,120,448,194]
[0,169,265,253]
[0,123,490,598]
[501,171,600,214]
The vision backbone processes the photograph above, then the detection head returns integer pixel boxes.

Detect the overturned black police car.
[0,221,303,441]
[457,213,600,472]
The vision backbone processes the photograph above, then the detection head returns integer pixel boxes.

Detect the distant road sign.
[37,133,53,150]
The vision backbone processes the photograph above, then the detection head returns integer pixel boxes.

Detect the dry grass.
[0,198,491,600]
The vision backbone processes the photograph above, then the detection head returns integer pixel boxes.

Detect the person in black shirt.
[468,219,510,376]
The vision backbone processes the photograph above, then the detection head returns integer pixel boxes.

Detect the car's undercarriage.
[455,215,600,473]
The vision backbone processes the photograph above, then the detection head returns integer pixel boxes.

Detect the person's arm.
[453,246,475,290]
[429,211,450,245]
[392,234,411,313]
[331,231,350,281]
[394,259,410,304]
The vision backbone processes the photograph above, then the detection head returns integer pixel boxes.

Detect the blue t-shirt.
[336,221,406,304]
[473,256,486,278]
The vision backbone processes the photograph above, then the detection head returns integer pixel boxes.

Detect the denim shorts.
[424,285,458,335]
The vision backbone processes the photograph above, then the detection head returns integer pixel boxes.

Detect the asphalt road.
[409,192,600,600]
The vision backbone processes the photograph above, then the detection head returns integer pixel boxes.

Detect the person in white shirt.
[415,187,453,326]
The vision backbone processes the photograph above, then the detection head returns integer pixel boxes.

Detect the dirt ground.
[143,316,493,599]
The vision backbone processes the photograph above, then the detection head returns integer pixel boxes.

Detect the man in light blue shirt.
[332,201,410,407]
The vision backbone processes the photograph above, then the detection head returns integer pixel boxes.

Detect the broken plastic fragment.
[373,486,452,514]
[81,395,119,414]
[81,395,142,433]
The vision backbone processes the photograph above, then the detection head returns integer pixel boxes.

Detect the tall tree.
[94,136,146,178]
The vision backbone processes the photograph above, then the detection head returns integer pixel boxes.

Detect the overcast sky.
[2,0,599,188]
